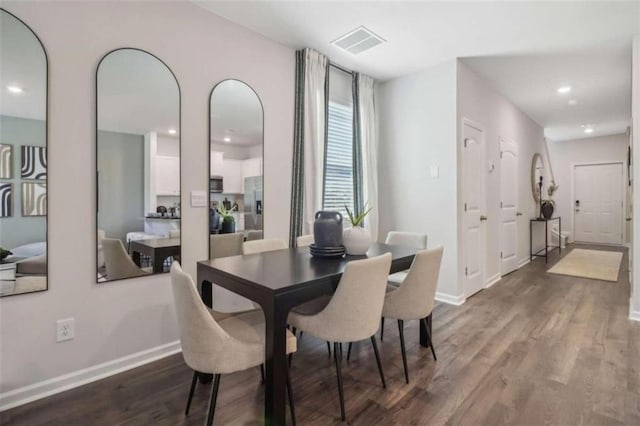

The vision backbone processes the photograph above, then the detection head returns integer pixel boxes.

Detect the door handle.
[626,217,632,221]
[516,212,523,216]
[480,215,488,221]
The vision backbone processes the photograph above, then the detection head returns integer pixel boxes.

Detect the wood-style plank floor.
[2,244,639,425]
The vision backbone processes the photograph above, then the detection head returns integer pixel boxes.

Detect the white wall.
[457,61,546,286]
[547,133,630,243]
[377,60,460,301]
[0,0,294,404]
[632,35,640,321]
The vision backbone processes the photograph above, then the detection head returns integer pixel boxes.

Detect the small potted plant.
[0,247,12,262]
[343,203,373,255]
[217,204,237,234]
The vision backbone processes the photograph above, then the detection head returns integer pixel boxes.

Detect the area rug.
[547,248,623,282]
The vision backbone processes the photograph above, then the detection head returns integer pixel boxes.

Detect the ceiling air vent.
[331,26,385,55]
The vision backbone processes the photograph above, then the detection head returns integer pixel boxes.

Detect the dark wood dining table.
[130,238,181,273]
[197,242,432,426]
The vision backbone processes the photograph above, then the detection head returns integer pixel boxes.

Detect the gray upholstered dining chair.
[102,238,149,280]
[170,262,297,425]
[288,253,392,422]
[295,234,314,248]
[385,231,427,286]
[243,238,287,255]
[380,246,443,384]
[210,233,244,259]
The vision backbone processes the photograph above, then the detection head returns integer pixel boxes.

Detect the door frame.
[460,117,486,298]
[499,136,518,276]
[571,161,625,246]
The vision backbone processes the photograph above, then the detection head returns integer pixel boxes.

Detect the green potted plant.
[0,247,12,262]
[343,203,373,255]
[217,204,237,234]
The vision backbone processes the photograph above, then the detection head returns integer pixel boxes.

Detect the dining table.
[130,237,181,273]
[197,242,432,426]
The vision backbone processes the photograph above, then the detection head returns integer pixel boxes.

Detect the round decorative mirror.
[531,153,544,203]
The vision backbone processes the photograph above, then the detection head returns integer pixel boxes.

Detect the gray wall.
[0,115,47,249]
[97,130,144,242]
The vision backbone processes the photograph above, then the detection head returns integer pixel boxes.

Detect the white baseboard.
[484,273,501,289]
[435,292,466,306]
[630,309,640,322]
[0,340,181,412]
[518,258,531,268]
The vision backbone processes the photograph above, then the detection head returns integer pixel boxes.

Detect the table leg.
[263,302,288,426]
[132,250,142,267]
[559,217,562,253]
[151,253,164,274]
[545,221,548,263]
[419,313,433,348]
[529,220,533,262]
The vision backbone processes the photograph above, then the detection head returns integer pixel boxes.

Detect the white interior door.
[462,121,485,297]
[500,138,519,275]
[574,163,623,245]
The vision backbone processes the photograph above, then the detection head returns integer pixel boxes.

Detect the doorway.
[462,119,486,298]
[573,162,623,245]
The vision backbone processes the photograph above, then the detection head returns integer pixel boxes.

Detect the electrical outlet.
[56,318,74,342]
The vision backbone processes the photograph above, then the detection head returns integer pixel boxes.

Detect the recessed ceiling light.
[7,85,23,94]
[568,99,577,106]
[168,128,177,135]
[223,136,231,143]
[557,86,571,94]
[584,127,594,134]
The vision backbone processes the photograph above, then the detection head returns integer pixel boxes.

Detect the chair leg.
[347,342,353,361]
[299,331,303,339]
[260,364,265,384]
[327,341,332,356]
[421,317,437,361]
[206,374,221,426]
[291,326,297,337]
[398,320,409,384]
[380,317,385,341]
[288,353,293,367]
[286,366,297,426]
[185,371,198,415]
[333,342,346,421]
[370,336,387,389]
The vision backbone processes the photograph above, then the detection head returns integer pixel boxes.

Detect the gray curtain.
[352,72,364,216]
[289,50,305,247]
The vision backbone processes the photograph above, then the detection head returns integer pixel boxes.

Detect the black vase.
[314,211,343,247]
[221,220,236,234]
[541,201,554,219]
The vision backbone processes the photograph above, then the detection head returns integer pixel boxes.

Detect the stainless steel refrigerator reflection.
[243,176,263,230]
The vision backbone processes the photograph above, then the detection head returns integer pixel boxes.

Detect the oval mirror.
[96,48,180,283]
[531,153,544,203]
[0,10,48,297]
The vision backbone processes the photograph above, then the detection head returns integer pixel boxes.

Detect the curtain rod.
[329,62,355,76]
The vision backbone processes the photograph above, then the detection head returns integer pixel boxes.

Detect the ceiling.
[210,79,263,146]
[195,0,639,141]
[0,11,47,121]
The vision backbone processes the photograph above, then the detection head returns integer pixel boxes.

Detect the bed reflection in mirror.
[96,48,180,283]
[0,10,48,297]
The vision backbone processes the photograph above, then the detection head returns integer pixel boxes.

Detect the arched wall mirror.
[96,48,180,283]
[208,79,264,253]
[531,153,544,203]
[0,9,48,297]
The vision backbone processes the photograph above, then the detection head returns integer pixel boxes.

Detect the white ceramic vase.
[343,226,372,255]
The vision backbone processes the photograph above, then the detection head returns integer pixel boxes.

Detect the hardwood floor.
[2,244,639,425]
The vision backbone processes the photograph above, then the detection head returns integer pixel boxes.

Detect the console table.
[530,217,561,263]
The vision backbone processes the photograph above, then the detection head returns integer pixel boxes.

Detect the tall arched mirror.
[208,80,264,257]
[96,48,180,283]
[0,10,48,297]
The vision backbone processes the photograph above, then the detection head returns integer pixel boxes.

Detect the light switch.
[430,165,439,178]
[190,190,208,207]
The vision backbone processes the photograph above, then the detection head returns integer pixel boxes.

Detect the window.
[323,67,354,220]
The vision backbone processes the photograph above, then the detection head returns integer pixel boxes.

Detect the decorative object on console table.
[541,200,554,219]
[343,204,373,255]
[538,175,543,219]
[217,203,237,234]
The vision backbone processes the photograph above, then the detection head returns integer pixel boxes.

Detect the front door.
[574,163,623,245]
[462,121,485,297]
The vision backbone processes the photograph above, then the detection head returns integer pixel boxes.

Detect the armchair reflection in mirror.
[0,10,49,297]
[96,48,180,283]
